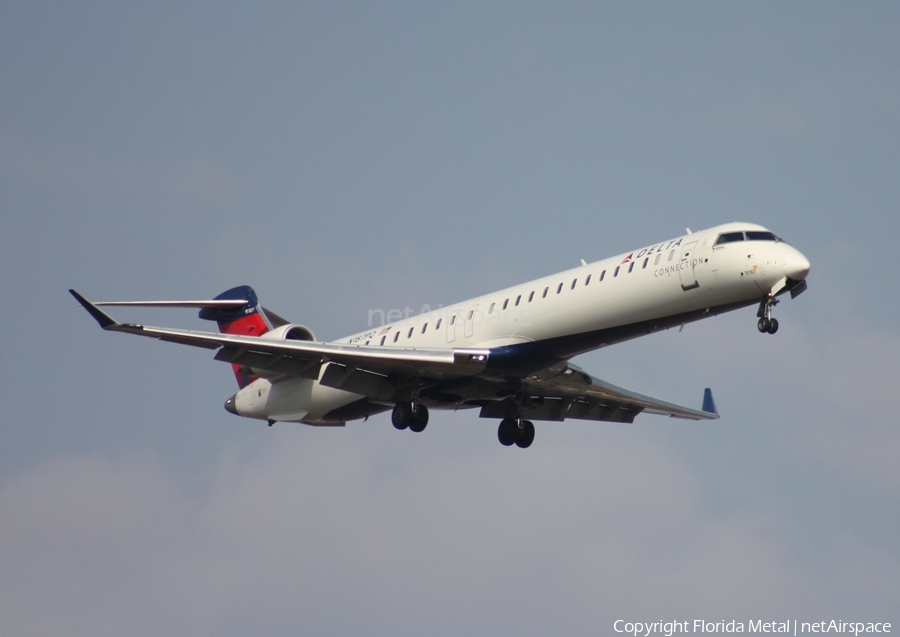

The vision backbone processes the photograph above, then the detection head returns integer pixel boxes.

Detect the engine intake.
[263,324,316,342]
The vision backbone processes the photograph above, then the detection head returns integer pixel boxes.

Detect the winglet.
[702,387,718,416]
[69,289,120,329]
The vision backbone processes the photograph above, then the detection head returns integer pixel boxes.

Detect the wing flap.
[479,394,640,423]
[319,363,396,401]
[487,361,719,423]
[213,346,323,378]
[115,323,491,379]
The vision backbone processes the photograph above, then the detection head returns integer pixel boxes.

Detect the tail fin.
[199,286,272,388]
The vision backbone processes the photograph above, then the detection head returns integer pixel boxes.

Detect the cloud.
[702,317,900,490]
[4,412,896,637]
[0,454,190,636]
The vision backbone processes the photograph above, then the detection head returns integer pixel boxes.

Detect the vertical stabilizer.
[199,286,272,388]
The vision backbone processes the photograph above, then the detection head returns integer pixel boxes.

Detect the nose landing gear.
[757,317,779,334]
[757,297,780,334]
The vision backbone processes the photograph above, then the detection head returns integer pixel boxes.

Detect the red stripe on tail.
[198,286,271,389]
[218,312,271,388]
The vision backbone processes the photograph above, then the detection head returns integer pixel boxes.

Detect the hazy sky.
[2,3,899,636]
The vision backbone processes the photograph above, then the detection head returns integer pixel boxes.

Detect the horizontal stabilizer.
[95,299,248,308]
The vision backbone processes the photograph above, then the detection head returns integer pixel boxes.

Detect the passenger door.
[446,310,459,343]
[464,304,479,339]
[679,241,699,290]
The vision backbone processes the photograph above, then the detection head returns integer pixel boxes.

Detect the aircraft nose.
[224,394,238,415]
[784,248,811,281]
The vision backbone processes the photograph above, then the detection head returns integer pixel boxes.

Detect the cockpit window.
[715,231,745,245]
[746,231,778,242]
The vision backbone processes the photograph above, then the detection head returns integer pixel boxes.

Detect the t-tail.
[198,285,272,388]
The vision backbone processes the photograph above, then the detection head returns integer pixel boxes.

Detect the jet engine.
[261,323,317,342]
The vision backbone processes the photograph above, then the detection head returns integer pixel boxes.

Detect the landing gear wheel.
[498,418,518,446]
[393,402,428,432]
[391,403,411,430]
[408,404,429,433]
[498,418,535,448]
[757,296,781,335]
[515,420,535,449]
[757,316,780,334]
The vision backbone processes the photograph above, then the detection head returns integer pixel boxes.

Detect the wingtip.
[69,289,119,329]
[702,387,719,416]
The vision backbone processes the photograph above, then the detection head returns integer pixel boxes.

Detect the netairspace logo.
[612,619,892,637]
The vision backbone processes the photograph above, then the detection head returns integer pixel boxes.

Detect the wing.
[70,290,489,401]
[478,361,719,423]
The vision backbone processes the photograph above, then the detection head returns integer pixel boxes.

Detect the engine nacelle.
[262,323,317,342]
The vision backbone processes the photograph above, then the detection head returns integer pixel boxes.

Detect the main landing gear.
[497,417,535,449]
[757,296,780,335]
[392,402,429,433]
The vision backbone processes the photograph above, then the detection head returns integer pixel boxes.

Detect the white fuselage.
[231,222,810,424]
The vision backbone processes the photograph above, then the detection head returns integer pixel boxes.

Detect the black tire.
[767,318,779,334]
[757,317,771,333]
[515,420,535,449]
[392,403,410,430]
[498,418,517,446]
[408,404,429,433]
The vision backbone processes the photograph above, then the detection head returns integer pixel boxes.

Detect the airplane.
[70,222,810,449]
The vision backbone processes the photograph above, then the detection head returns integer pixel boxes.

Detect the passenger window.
[467,309,474,320]
[502,298,509,310]
[668,250,675,262]
[421,323,428,334]
[515,294,521,306]
[380,336,386,346]
[570,278,577,290]
[450,315,456,325]
[642,257,649,269]
[528,291,534,302]
[407,327,413,338]
[600,270,606,281]
[436,318,442,330]
[393,332,399,343]
[654,253,661,266]
[585,274,592,286]
[543,287,549,298]
[628,262,635,273]
[614,266,620,277]
[488,302,495,314]
[557,282,563,294]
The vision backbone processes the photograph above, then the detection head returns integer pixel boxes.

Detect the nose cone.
[784,247,811,282]
[224,394,238,415]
